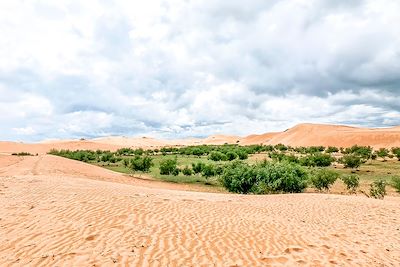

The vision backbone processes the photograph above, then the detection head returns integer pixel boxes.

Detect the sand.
[0,154,399,266]
[2,123,399,156]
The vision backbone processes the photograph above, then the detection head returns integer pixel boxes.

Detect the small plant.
[369,179,386,199]
[310,169,339,192]
[341,174,360,193]
[391,176,400,193]
[182,166,193,176]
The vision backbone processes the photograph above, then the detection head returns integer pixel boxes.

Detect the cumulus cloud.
[0,0,399,141]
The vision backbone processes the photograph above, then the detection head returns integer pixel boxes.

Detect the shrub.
[182,166,193,176]
[370,179,386,199]
[341,174,360,193]
[225,151,238,161]
[310,169,339,191]
[391,176,400,193]
[220,161,308,194]
[236,150,248,160]
[12,152,33,156]
[208,151,227,161]
[274,143,288,151]
[299,153,334,167]
[192,162,205,174]
[201,164,216,179]
[341,154,362,169]
[130,155,153,172]
[376,148,389,161]
[159,158,178,175]
[220,161,257,194]
[326,146,339,153]
[391,147,400,161]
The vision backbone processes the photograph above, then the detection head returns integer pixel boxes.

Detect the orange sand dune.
[1,123,400,155]
[240,132,281,146]
[0,154,399,266]
[263,123,400,148]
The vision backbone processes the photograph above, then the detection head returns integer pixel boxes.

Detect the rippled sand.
[0,155,399,266]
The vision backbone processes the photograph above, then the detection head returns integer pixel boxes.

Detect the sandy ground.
[0,155,399,266]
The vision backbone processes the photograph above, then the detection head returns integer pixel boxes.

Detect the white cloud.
[0,0,399,141]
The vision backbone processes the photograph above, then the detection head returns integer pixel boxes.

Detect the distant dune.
[1,123,400,154]
[262,123,400,148]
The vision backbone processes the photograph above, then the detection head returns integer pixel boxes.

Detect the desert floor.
[0,155,399,266]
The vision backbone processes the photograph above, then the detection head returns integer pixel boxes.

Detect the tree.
[341,154,362,170]
[130,155,153,172]
[376,148,389,161]
[310,169,339,192]
[159,158,178,175]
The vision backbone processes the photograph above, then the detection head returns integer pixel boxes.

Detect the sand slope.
[0,155,399,266]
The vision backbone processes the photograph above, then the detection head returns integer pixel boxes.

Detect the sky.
[1,0,400,141]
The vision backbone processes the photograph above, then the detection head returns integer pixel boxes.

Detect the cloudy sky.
[1,0,400,141]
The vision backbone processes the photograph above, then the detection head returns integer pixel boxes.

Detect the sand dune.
[1,123,400,155]
[0,155,399,266]
[263,123,400,148]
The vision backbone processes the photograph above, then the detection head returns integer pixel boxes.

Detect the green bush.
[220,161,257,194]
[225,151,238,161]
[391,176,400,193]
[201,164,216,179]
[208,151,227,161]
[220,161,308,194]
[341,174,360,193]
[326,146,339,153]
[130,155,153,172]
[159,158,178,175]
[182,166,193,176]
[310,169,339,191]
[376,148,389,161]
[391,147,400,161]
[341,154,362,169]
[370,179,386,199]
[299,153,334,167]
[192,162,205,174]
[236,150,248,160]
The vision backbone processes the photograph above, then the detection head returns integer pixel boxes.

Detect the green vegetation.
[310,169,339,192]
[341,154,362,170]
[130,155,153,172]
[159,158,178,175]
[341,174,360,193]
[391,176,400,193]
[47,144,400,196]
[370,179,386,199]
[220,160,308,194]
